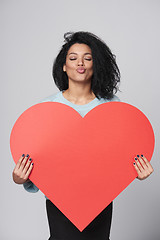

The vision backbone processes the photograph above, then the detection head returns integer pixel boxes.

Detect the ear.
[63,64,66,72]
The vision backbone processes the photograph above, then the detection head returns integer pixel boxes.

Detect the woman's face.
[63,43,93,83]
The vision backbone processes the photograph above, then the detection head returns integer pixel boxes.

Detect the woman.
[12,31,154,240]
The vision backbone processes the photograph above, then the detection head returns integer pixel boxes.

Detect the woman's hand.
[133,155,154,180]
[12,154,34,184]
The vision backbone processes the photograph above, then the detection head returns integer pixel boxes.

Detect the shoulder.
[39,91,60,103]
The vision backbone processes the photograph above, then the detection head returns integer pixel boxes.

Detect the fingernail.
[26,154,29,157]
[29,158,32,161]
[135,157,137,160]
[141,154,143,157]
[137,155,139,157]
[22,154,25,157]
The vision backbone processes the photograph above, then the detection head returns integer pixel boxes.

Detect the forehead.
[67,43,92,54]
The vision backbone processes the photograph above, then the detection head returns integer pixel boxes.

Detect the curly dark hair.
[52,31,120,100]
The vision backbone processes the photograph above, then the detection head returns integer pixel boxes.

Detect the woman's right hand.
[12,154,34,184]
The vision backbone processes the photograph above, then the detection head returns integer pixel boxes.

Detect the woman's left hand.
[133,155,154,180]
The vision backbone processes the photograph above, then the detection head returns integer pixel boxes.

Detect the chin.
[71,75,91,82]
[74,78,91,83]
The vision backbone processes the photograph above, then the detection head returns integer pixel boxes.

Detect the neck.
[64,80,96,99]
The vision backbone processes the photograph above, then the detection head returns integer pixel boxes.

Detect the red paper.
[10,102,155,231]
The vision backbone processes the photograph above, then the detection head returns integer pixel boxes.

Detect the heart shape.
[10,102,155,231]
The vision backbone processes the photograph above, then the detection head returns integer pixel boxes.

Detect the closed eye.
[70,58,92,61]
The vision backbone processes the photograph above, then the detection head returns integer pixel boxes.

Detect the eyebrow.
[68,52,92,56]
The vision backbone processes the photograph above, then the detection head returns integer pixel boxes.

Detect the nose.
[77,58,84,66]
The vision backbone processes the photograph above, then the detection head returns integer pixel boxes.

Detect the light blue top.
[23,90,120,200]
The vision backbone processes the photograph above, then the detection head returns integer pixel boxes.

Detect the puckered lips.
[76,67,86,74]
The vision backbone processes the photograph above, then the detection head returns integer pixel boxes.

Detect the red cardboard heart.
[10,102,155,231]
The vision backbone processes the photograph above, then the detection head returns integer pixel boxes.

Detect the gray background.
[1,0,160,239]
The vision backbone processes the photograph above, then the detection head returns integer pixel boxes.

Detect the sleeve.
[23,179,39,193]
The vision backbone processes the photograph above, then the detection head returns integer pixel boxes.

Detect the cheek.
[67,64,75,69]
[65,60,75,70]
[87,61,93,69]
[87,64,93,74]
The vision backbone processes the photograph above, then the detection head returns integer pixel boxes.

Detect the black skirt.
[46,199,113,240]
